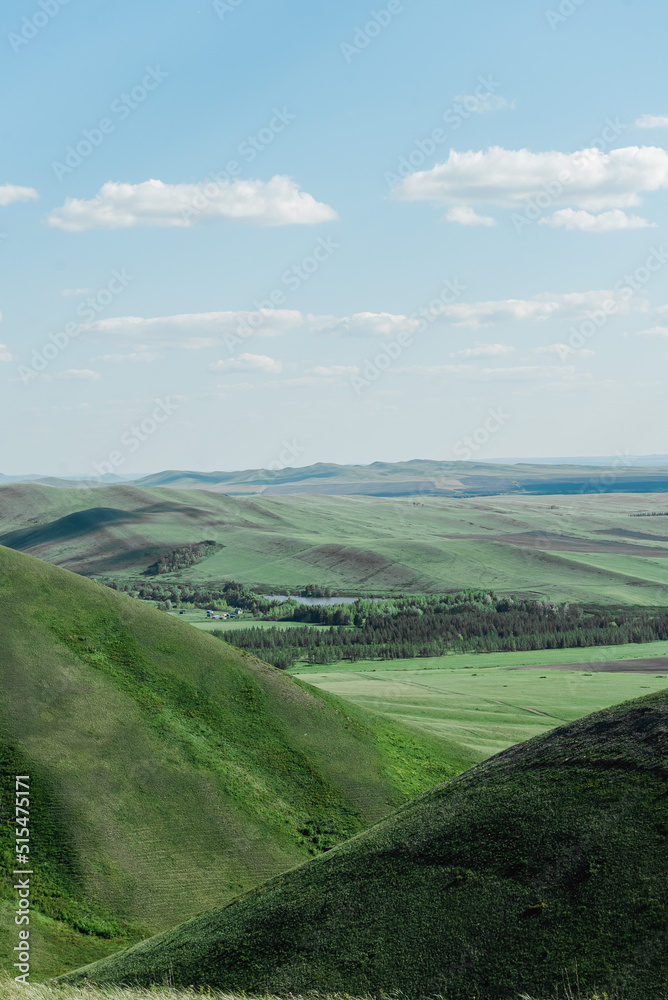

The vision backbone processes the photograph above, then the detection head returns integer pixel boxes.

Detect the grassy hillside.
[0,546,475,980]
[64,689,668,1000]
[3,485,668,604]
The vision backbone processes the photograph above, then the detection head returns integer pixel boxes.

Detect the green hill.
[0,546,475,980]
[3,483,668,604]
[64,689,668,1000]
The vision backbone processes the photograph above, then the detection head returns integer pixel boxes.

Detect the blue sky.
[2,0,668,475]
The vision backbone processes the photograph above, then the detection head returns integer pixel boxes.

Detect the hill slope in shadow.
[0,546,475,979]
[64,689,668,1000]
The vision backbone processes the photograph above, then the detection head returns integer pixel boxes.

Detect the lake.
[262,595,359,606]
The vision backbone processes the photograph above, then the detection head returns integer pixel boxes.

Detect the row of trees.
[144,541,219,576]
[213,591,668,668]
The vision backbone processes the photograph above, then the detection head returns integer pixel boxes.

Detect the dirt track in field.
[507,658,668,673]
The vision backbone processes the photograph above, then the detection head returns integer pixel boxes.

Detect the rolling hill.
[63,689,668,1000]
[0,546,475,979]
[2,484,668,604]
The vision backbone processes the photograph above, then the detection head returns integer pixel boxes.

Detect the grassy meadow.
[2,485,668,604]
[294,661,668,757]
[0,980,617,1000]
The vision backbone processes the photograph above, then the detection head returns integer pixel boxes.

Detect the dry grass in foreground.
[0,977,625,1000]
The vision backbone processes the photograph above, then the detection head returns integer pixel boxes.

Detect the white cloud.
[405,363,585,382]
[209,353,283,374]
[55,369,101,381]
[532,343,594,359]
[47,176,338,231]
[451,343,515,358]
[86,309,305,344]
[95,352,164,363]
[636,115,668,129]
[452,93,515,114]
[0,343,12,362]
[635,326,668,337]
[539,208,655,232]
[61,287,94,297]
[446,206,496,227]
[392,145,668,212]
[0,184,38,207]
[431,290,632,330]
[316,312,421,338]
[309,365,360,376]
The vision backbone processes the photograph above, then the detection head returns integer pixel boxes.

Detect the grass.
[0,979,634,1000]
[59,689,668,1000]
[0,546,476,981]
[288,639,668,674]
[294,665,668,758]
[3,486,668,605]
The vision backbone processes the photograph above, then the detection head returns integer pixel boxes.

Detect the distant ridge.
[116,458,668,498]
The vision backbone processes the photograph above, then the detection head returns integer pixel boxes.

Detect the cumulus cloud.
[86,309,305,345]
[446,206,496,227]
[316,312,421,338]
[0,183,38,207]
[55,369,101,381]
[636,115,668,129]
[47,176,338,231]
[431,290,632,330]
[392,145,668,214]
[451,343,515,358]
[635,326,668,337]
[539,208,655,231]
[0,343,12,362]
[209,353,283,374]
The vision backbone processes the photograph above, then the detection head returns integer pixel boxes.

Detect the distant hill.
[0,546,474,979]
[64,689,668,999]
[4,458,668,496]
[130,459,668,496]
[3,483,668,605]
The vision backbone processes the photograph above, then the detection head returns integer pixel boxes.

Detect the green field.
[62,689,668,999]
[290,638,668,672]
[3,484,668,604]
[295,663,668,757]
[0,546,475,980]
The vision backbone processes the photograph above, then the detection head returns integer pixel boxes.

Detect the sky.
[2,0,668,476]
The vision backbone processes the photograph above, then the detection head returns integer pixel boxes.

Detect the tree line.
[212,591,668,668]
